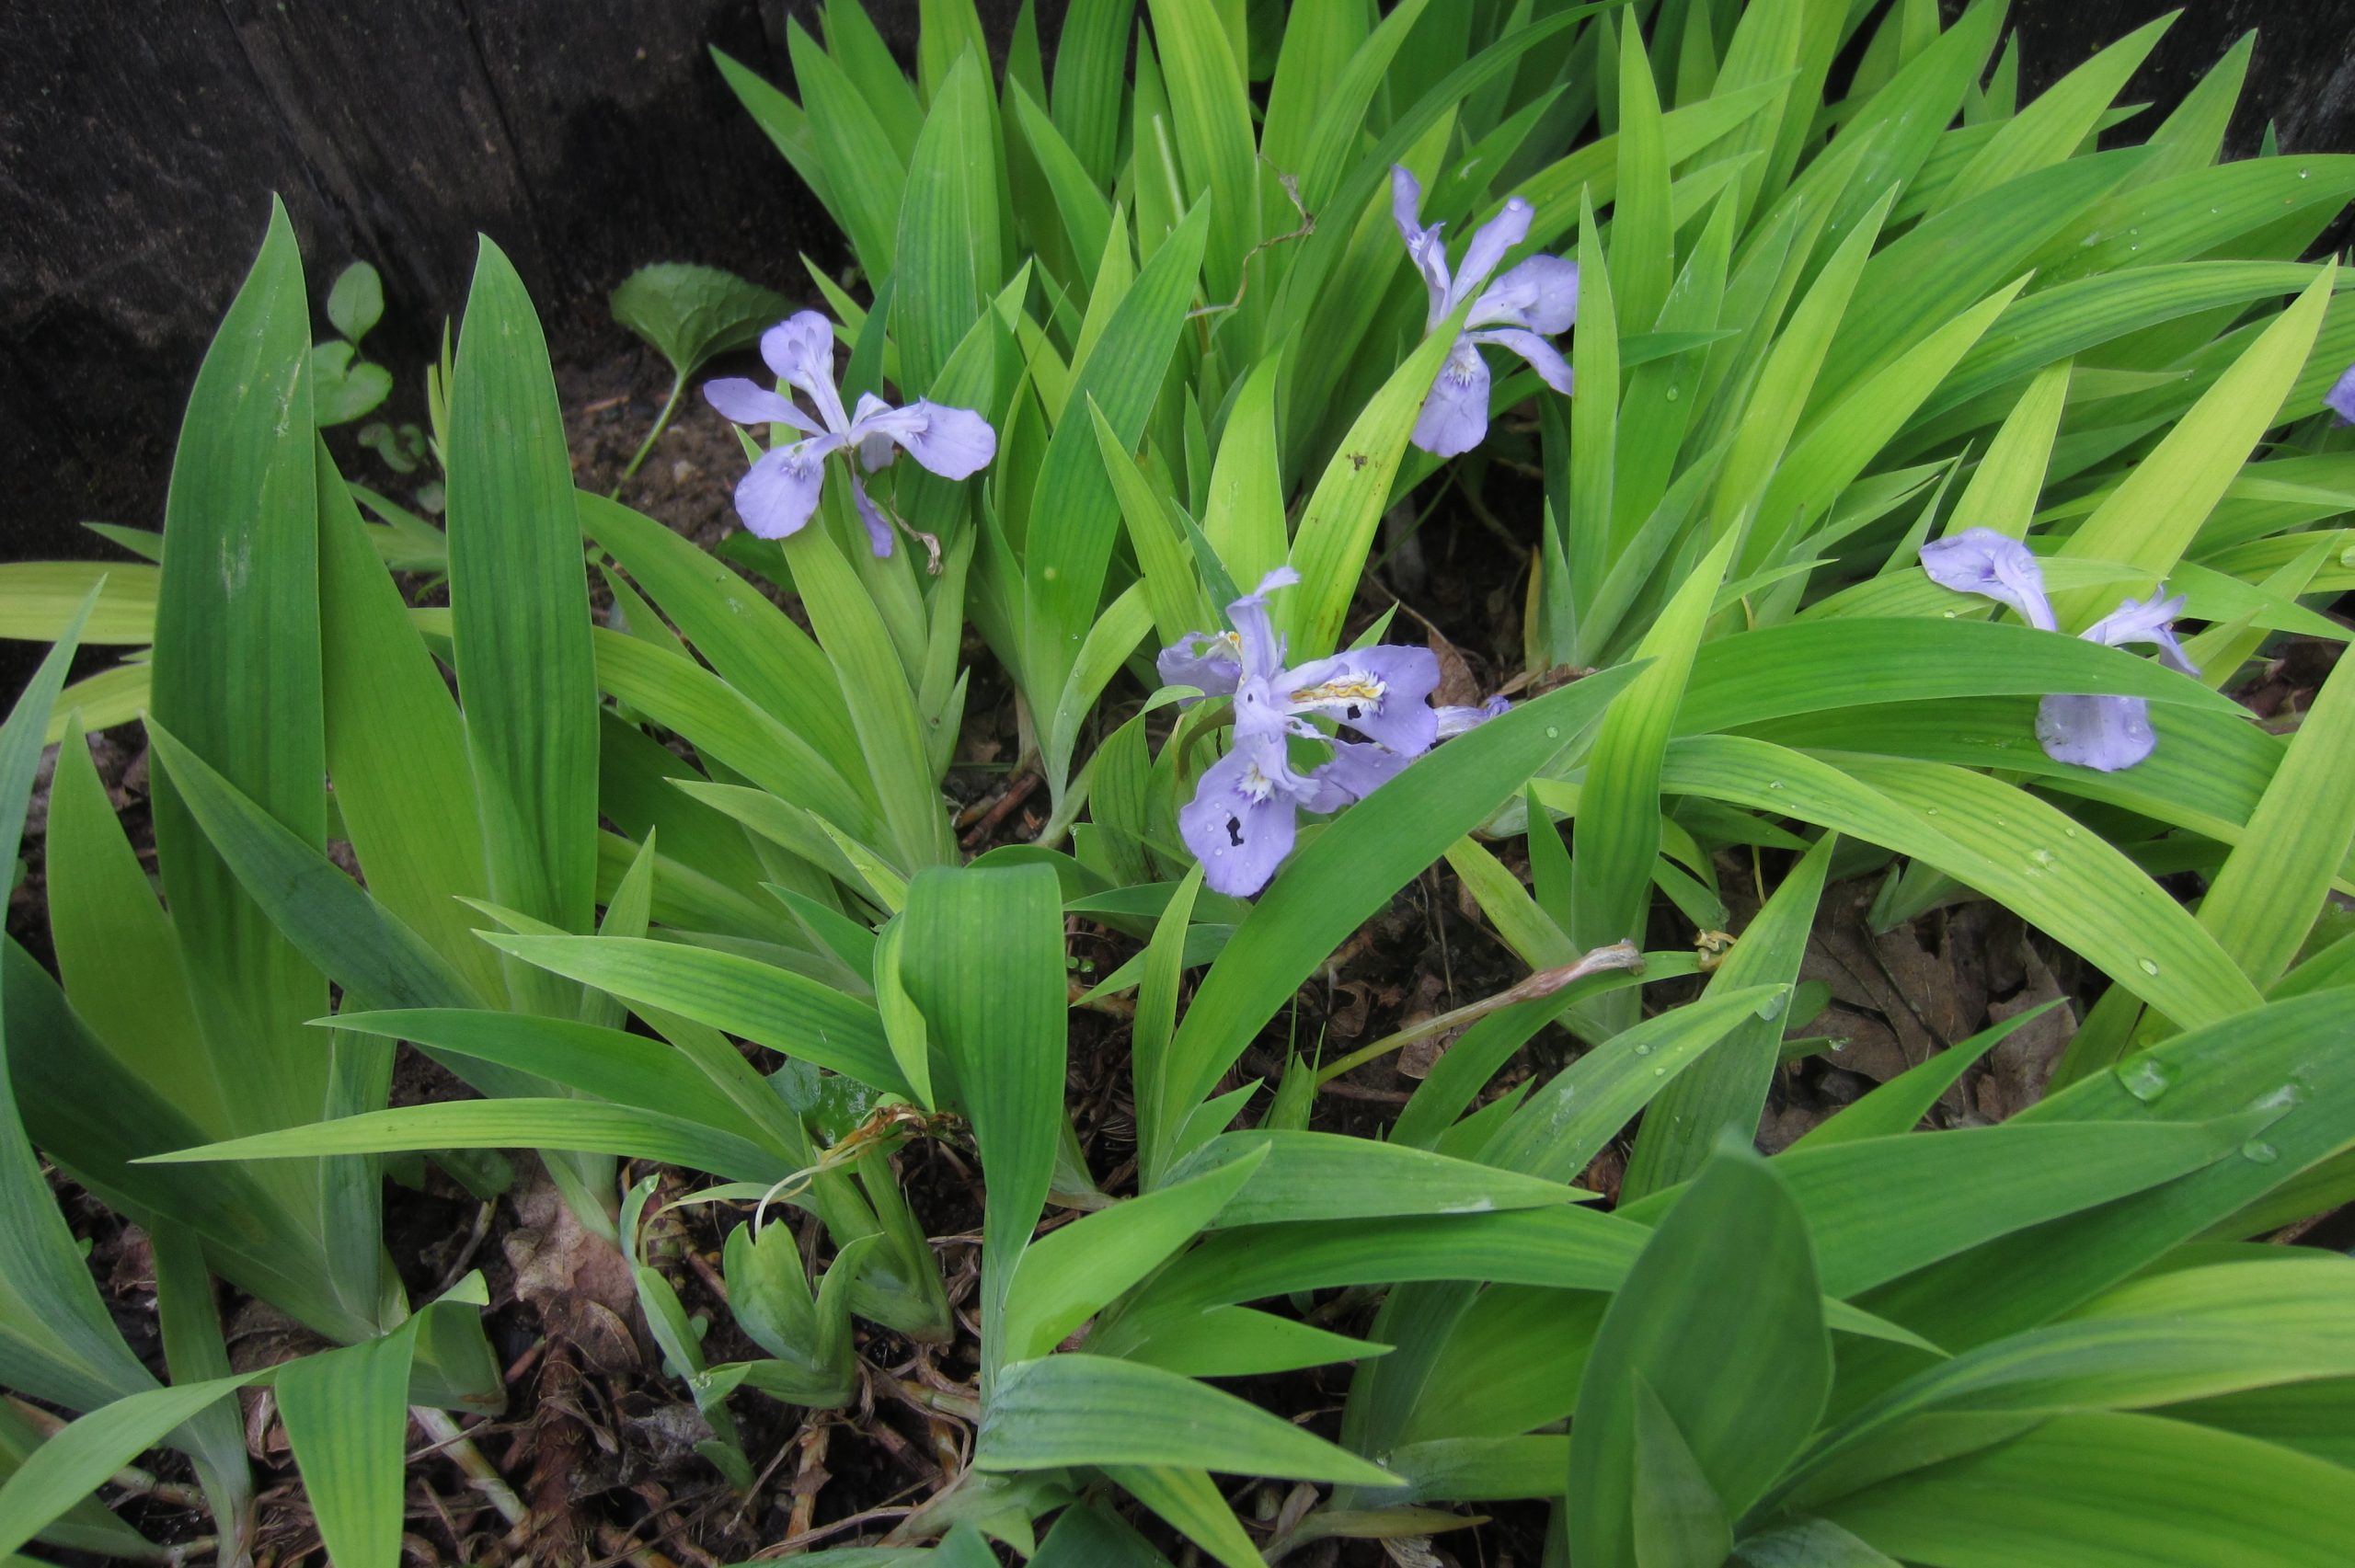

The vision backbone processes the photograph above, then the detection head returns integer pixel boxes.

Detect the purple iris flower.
[1919,538,2200,773]
[2327,363,2355,426]
[703,311,996,557]
[1162,567,1446,896]
[1392,166,1580,458]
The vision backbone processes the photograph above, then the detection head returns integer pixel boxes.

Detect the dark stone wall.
[1,0,2350,583]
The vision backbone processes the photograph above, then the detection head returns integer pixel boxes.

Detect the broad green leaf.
[145,1100,787,1185]
[317,445,501,1001]
[2187,649,2355,991]
[782,495,954,867]
[1658,738,2263,1029]
[610,263,788,379]
[787,20,906,275]
[1825,1413,2355,1567]
[1568,1150,1830,1568]
[148,197,331,1144]
[44,716,221,1139]
[902,864,1066,1389]
[1793,1004,2057,1150]
[894,55,1000,395]
[981,1354,1393,1484]
[1004,1145,1266,1364]
[1103,1465,1259,1568]
[1048,0,1131,186]
[1171,1128,1588,1225]
[1569,534,1735,1024]
[0,1375,259,1559]
[1632,1376,1735,1568]
[447,239,599,973]
[1482,986,1789,1184]
[1283,297,1471,660]
[1144,0,1258,306]
[481,933,905,1093]
[1027,201,1210,681]
[330,1009,767,1149]
[144,721,483,1014]
[1837,991,2355,1387]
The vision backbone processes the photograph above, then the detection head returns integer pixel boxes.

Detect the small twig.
[1315,941,1646,1084]
[959,771,1041,850]
[1188,170,1315,323]
[434,1198,496,1295]
[410,1406,528,1528]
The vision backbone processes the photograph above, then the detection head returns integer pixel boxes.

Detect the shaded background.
[5,0,2353,578]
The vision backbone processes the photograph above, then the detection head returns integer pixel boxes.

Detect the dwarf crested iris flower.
[1920,528,2200,773]
[1160,569,1507,896]
[704,311,996,557]
[2327,362,2355,425]
[1392,166,1580,458]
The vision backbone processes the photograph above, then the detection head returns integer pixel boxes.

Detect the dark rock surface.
[1,0,2349,593]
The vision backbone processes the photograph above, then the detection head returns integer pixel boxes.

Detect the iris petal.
[868,400,998,480]
[734,437,840,540]
[1282,644,1442,755]
[703,378,818,432]
[2036,693,2157,773]
[1919,528,2058,632]
[1473,327,1576,395]
[1471,255,1580,335]
[1411,338,1493,457]
[1178,738,1303,897]
[1451,197,1534,308]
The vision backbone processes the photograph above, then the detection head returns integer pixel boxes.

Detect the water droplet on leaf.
[2116,1057,2176,1103]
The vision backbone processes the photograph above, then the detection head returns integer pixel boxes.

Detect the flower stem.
[612,371,687,497]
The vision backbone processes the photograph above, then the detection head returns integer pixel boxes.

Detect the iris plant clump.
[19,4,2355,1563]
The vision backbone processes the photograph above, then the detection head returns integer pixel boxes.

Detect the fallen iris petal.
[2037,692,2157,773]
[1918,528,2058,632]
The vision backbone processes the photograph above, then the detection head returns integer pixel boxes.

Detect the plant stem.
[411,1405,527,1527]
[612,371,687,496]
